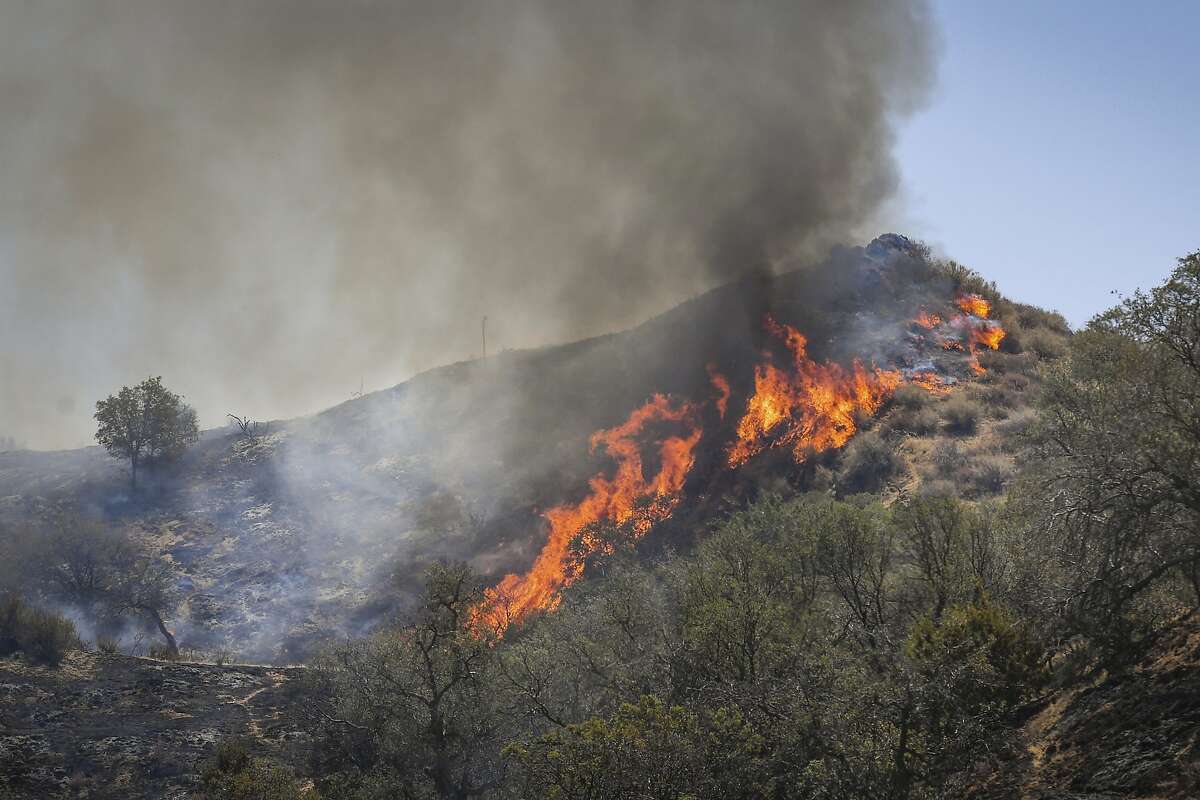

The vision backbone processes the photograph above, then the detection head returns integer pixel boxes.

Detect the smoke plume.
[0,0,934,449]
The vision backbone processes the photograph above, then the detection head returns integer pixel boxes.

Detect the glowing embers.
[477,394,701,635]
[726,316,901,468]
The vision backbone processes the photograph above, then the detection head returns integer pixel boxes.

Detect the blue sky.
[894,1,1199,327]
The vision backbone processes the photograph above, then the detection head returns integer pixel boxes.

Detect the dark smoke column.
[0,0,935,448]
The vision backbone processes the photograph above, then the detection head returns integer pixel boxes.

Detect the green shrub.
[994,409,1038,451]
[907,599,1047,709]
[929,440,968,477]
[197,737,313,800]
[941,395,982,435]
[1014,304,1070,336]
[962,454,1014,497]
[972,382,1022,415]
[891,385,932,410]
[0,593,24,656]
[999,372,1032,394]
[96,635,121,655]
[837,432,903,494]
[1022,327,1069,360]
[0,594,80,667]
[889,406,940,436]
[19,609,80,667]
[977,349,1040,378]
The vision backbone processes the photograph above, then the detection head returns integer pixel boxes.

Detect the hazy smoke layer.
[0,0,934,449]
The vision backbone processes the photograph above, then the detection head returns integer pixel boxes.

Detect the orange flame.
[915,295,1006,371]
[726,317,901,467]
[914,310,941,330]
[707,363,731,420]
[477,394,701,634]
[956,294,992,318]
[909,371,953,396]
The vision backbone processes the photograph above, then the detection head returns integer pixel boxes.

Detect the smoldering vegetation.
[0,0,934,449]
[0,236,979,662]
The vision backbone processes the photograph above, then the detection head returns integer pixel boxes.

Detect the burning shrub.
[837,432,904,494]
[940,395,982,435]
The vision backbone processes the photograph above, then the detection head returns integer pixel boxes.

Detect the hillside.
[0,651,307,799]
[21,233,1200,800]
[4,617,1199,798]
[1,234,1057,660]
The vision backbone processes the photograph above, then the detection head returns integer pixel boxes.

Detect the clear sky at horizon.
[895,1,1199,327]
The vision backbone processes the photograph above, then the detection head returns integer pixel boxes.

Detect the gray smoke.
[0,0,935,449]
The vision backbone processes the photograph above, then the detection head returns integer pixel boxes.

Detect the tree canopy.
[94,376,199,487]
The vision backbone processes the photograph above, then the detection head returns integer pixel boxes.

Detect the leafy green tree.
[676,497,815,686]
[1035,250,1200,652]
[94,375,199,488]
[307,562,507,799]
[506,695,766,800]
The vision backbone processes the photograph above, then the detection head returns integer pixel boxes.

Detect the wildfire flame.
[914,293,1006,378]
[476,394,701,634]
[909,371,953,396]
[707,363,731,420]
[956,294,991,318]
[726,317,901,468]
[914,310,941,330]
[478,293,1009,636]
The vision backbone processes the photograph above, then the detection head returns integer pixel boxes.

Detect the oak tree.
[95,376,199,488]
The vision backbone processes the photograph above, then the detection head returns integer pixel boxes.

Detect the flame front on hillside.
[477,394,701,634]
[726,317,901,467]
[477,293,1007,635]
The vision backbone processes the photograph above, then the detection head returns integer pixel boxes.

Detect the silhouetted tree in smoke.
[94,376,199,489]
[31,517,182,658]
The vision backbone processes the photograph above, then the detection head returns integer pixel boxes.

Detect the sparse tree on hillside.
[33,517,181,657]
[94,376,199,488]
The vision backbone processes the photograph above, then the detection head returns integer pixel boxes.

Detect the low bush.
[838,432,904,494]
[196,737,313,800]
[962,454,1014,497]
[0,594,80,667]
[888,406,940,436]
[21,610,80,668]
[965,384,1016,418]
[0,594,26,656]
[941,395,982,435]
[907,599,1048,709]
[929,439,968,478]
[1022,327,1069,360]
[891,385,933,410]
[1014,304,1071,336]
[148,643,181,661]
[994,409,1038,450]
